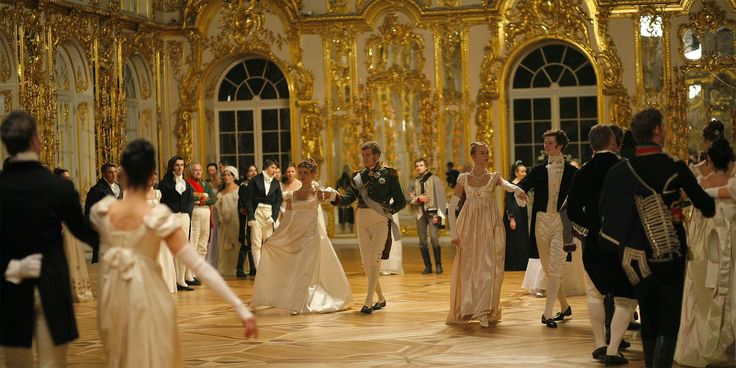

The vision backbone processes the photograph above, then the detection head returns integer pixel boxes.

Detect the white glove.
[202,193,209,199]
[4,253,43,284]
[448,195,461,242]
[175,244,253,321]
[321,187,339,201]
[499,180,528,207]
[266,217,274,225]
[705,187,719,198]
[247,220,256,227]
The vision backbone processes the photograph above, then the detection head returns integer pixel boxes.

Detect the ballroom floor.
[12,245,649,367]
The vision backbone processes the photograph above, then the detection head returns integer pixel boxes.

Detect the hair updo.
[297,158,318,173]
[121,139,156,190]
[707,138,734,172]
[703,119,725,142]
[470,141,488,156]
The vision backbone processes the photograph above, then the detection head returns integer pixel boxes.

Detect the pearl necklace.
[468,168,489,184]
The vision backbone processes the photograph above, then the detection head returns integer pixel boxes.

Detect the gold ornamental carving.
[0,51,10,82]
[77,102,89,130]
[141,109,152,131]
[176,110,194,163]
[300,101,324,164]
[1,90,11,113]
[504,0,591,50]
[328,0,349,14]
[75,66,89,93]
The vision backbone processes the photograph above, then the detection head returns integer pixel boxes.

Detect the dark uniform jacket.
[244,173,282,222]
[599,146,715,295]
[334,163,407,215]
[517,158,577,258]
[159,173,195,217]
[84,178,122,217]
[566,151,633,297]
[1,161,99,347]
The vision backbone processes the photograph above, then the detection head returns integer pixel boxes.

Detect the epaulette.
[383,167,399,177]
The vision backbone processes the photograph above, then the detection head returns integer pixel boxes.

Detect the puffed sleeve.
[143,204,181,238]
[457,173,466,188]
[89,196,117,231]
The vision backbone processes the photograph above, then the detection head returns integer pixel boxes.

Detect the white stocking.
[607,297,636,355]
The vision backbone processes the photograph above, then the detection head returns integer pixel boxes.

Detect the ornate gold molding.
[1,90,11,114]
[299,101,324,163]
[504,0,591,51]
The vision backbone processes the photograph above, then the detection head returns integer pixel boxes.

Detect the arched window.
[510,43,598,166]
[216,59,291,176]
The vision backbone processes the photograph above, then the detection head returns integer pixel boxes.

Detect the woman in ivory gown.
[676,138,736,366]
[446,142,528,327]
[90,140,256,367]
[252,159,353,314]
[54,168,95,302]
[216,166,240,276]
[278,163,301,228]
[146,173,177,294]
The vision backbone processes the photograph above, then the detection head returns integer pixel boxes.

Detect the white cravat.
[109,182,120,198]
[10,152,40,162]
[546,155,565,212]
[262,171,273,194]
[174,174,186,195]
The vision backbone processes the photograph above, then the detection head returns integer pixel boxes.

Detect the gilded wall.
[1,0,735,233]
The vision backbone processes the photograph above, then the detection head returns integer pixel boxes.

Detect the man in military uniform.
[599,108,715,367]
[327,141,407,314]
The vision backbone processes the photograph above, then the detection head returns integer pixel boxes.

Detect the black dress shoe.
[372,300,386,310]
[435,264,443,274]
[360,306,373,314]
[187,278,201,286]
[604,353,628,365]
[618,339,631,350]
[541,315,557,328]
[249,271,256,277]
[592,346,607,361]
[177,284,194,291]
[553,306,572,321]
[627,321,641,331]
[236,271,248,279]
[422,265,432,274]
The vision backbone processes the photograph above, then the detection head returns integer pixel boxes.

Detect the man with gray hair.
[567,124,634,365]
[1,111,99,367]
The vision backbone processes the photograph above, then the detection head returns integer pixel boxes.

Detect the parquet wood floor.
[7,245,649,367]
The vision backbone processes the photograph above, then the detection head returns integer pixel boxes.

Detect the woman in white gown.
[446,142,528,327]
[252,159,353,314]
[216,166,240,276]
[146,173,177,294]
[90,139,256,367]
[53,168,95,302]
[676,137,736,366]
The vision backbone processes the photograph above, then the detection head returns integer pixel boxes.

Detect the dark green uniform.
[337,164,407,214]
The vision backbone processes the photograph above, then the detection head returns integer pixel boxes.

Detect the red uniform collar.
[635,144,663,156]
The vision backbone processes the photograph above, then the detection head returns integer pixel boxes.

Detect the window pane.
[514,122,532,143]
[533,99,551,120]
[534,121,551,140]
[239,133,254,154]
[280,132,291,150]
[561,120,579,142]
[545,64,563,83]
[261,109,278,130]
[219,111,235,132]
[219,155,236,167]
[225,62,246,85]
[543,44,565,63]
[264,61,285,84]
[220,133,236,154]
[558,69,577,86]
[261,83,277,99]
[563,48,587,70]
[580,96,597,118]
[513,68,533,89]
[515,146,533,168]
[521,49,545,71]
[533,144,545,164]
[279,109,290,130]
[248,78,266,97]
[275,79,289,98]
[245,59,266,77]
[238,110,254,131]
[218,81,237,102]
[560,97,578,119]
[532,71,552,88]
[513,99,532,121]
[281,154,291,169]
[262,132,279,153]
[577,64,596,85]
[236,84,253,100]
[581,120,597,140]
[241,155,255,169]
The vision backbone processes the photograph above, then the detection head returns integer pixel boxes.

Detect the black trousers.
[637,262,685,366]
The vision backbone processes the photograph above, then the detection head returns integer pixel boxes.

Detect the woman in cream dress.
[90,140,256,367]
[446,142,528,327]
[216,166,240,276]
[676,138,736,366]
[54,168,95,302]
[252,159,353,314]
[146,174,177,293]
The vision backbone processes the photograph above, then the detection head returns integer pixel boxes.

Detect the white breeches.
[356,208,388,306]
[173,213,193,284]
[191,207,211,256]
[535,212,566,279]
[250,204,274,268]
